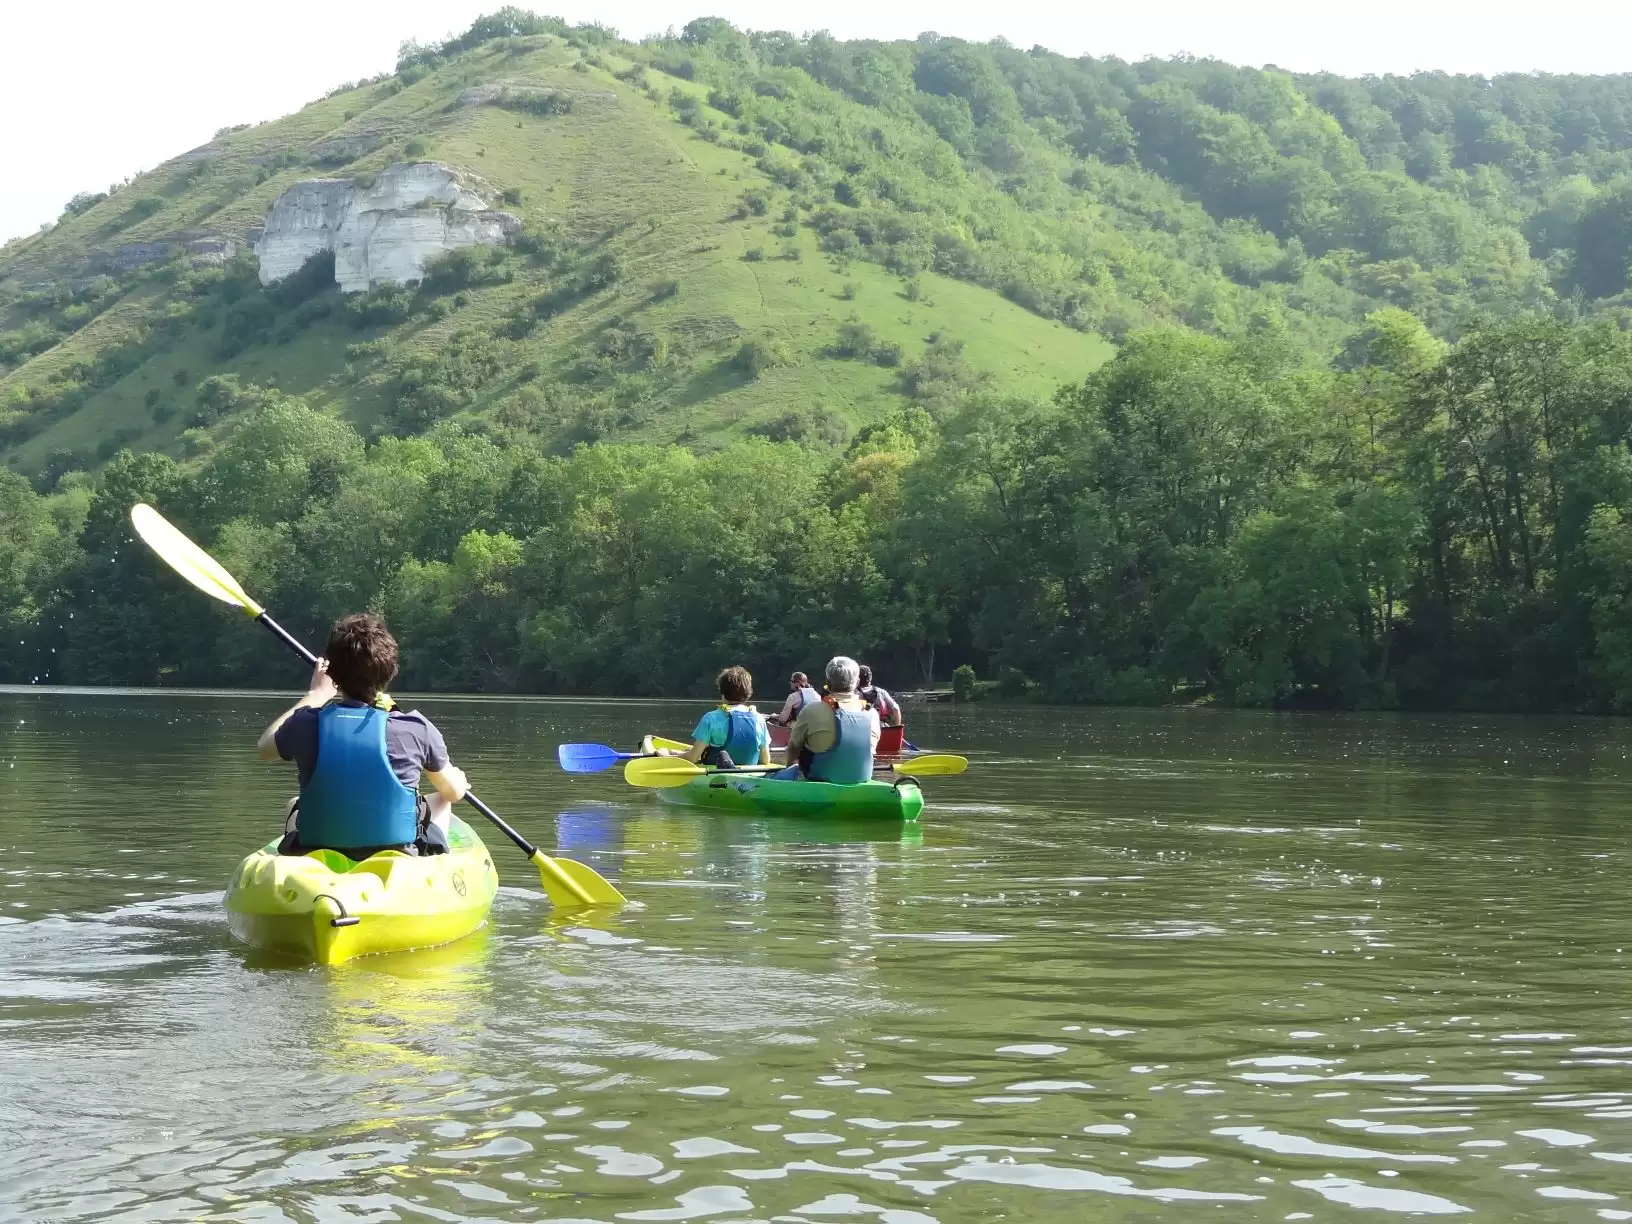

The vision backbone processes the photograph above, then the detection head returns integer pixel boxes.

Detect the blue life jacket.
[297,703,419,852]
[807,705,875,784]
[792,685,819,711]
[717,707,763,765]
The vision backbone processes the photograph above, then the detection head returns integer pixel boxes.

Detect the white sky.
[3,0,1631,245]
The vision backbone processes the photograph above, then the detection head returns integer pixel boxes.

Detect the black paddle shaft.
[252,611,540,858]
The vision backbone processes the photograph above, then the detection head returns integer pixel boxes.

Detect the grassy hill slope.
[0,28,1108,478]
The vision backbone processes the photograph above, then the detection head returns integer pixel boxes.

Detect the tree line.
[8,310,1632,712]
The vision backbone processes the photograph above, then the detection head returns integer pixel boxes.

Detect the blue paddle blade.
[557,743,624,773]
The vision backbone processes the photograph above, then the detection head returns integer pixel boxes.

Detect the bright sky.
[4,0,1631,245]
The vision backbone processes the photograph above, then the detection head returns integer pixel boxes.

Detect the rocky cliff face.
[254,162,520,292]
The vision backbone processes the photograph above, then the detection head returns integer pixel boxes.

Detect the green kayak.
[657,771,924,821]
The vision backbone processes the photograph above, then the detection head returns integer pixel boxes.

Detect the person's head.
[858,664,874,689]
[717,665,753,705]
[790,671,809,691]
[325,613,399,703]
[825,655,860,694]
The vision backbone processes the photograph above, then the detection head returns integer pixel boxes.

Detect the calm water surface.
[1,690,1629,1222]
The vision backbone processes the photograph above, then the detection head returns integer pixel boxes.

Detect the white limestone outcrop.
[254,162,520,292]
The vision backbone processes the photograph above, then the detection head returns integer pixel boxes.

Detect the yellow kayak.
[224,816,499,965]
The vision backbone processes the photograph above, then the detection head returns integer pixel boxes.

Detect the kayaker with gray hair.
[256,613,469,858]
[774,654,880,782]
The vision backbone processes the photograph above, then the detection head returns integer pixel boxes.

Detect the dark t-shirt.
[274,703,449,790]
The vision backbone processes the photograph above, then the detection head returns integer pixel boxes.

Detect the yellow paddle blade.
[890,754,968,776]
[624,754,969,789]
[625,756,707,788]
[130,503,263,617]
[529,849,626,906]
[650,736,691,753]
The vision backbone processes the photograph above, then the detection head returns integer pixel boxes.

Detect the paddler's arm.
[425,763,469,803]
[257,660,336,761]
[785,706,811,757]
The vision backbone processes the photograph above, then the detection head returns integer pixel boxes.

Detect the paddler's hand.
[302,658,338,708]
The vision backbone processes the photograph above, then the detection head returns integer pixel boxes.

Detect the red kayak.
[770,722,906,756]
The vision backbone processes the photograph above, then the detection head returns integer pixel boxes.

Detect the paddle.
[557,736,691,773]
[558,743,638,773]
[129,503,624,908]
[624,753,969,789]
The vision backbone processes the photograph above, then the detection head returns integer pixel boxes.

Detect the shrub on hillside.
[732,338,784,378]
[123,196,164,224]
[831,321,875,358]
[346,285,416,328]
[654,54,696,80]
[60,191,108,219]
[218,297,275,358]
[497,87,573,117]
[745,404,848,447]
[269,250,336,309]
[421,246,510,295]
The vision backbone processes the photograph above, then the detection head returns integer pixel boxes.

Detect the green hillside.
[10,14,1632,478]
[0,20,1109,478]
[9,12,1632,711]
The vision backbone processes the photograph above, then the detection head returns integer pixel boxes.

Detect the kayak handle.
[313,893,360,928]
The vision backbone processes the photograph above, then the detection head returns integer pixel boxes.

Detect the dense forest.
[6,12,1632,709]
[9,309,1632,711]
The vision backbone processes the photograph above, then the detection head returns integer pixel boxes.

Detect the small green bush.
[497,87,573,117]
[733,337,783,377]
[952,664,977,702]
[404,137,429,157]
[832,321,875,358]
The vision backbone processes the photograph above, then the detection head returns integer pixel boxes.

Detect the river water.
[1,689,1629,1222]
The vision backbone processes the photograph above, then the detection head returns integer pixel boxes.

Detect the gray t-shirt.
[275,702,449,791]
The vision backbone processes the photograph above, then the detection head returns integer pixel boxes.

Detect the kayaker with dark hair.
[647,664,770,768]
[774,655,880,782]
[857,665,903,728]
[769,671,820,727]
[256,612,469,858]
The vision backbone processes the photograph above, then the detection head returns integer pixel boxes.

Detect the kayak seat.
[303,848,355,873]
[349,852,409,883]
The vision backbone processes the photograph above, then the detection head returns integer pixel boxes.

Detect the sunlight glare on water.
[1,689,1629,1221]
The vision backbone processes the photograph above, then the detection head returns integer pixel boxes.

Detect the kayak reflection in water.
[255,613,470,858]
[645,665,771,769]
[773,655,880,782]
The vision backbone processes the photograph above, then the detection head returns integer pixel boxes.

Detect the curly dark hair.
[325,613,399,702]
[717,665,753,704]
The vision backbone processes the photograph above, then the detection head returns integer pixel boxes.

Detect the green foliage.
[8,314,1632,708]
[61,191,108,219]
[495,87,573,117]
[15,14,1632,709]
[732,337,785,377]
[952,663,977,701]
[745,403,848,446]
